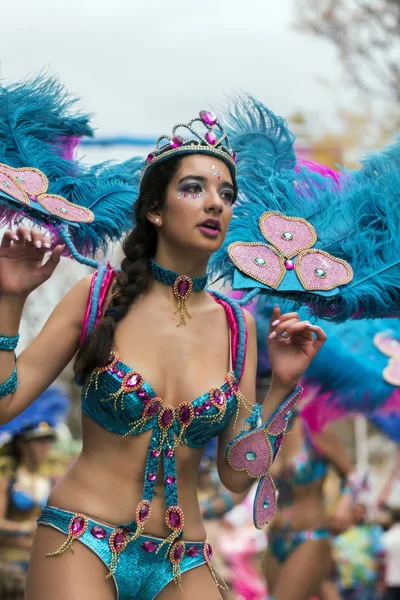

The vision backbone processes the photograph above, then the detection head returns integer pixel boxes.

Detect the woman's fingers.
[268,305,281,334]
[40,245,64,278]
[307,324,328,351]
[15,225,33,243]
[1,230,19,247]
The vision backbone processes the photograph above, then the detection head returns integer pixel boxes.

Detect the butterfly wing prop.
[226,387,302,529]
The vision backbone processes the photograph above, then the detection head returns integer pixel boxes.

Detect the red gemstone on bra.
[71,516,85,535]
[139,505,150,522]
[137,388,150,401]
[180,405,191,424]
[213,390,225,406]
[194,405,204,416]
[110,365,118,374]
[147,401,161,417]
[187,545,200,557]
[166,475,175,485]
[117,370,125,378]
[169,510,181,528]
[226,389,233,399]
[113,531,126,550]
[165,448,174,458]
[147,472,156,482]
[204,399,212,411]
[151,449,160,458]
[177,279,189,296]
[126,373,141,388]
[174,543,184,561]
[142,540,157,552]
[91,526,107,539]
[161,409,173,427]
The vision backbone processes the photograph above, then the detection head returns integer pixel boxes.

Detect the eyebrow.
[178,175,234,189]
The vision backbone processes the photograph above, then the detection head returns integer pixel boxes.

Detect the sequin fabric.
[38,506,207,600]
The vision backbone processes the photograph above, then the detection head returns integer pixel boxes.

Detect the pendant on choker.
[173,275,193,327]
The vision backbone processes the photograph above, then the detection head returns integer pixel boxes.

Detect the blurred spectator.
[381,507,400,600]
[333,502,385,600]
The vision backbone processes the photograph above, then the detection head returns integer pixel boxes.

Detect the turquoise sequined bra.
[79,265,251,553]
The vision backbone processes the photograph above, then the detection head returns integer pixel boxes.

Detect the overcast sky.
[1,0,356,145]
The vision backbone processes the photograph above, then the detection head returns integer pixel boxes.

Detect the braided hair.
[74,155,184,380]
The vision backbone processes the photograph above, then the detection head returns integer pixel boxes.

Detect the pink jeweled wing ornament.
[373,332,400,386]
[383,359,400,387]
[0,162,94,224]
[226,387,302,529]
[228,211,353,294]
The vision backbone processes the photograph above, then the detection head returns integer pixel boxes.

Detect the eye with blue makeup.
[177,179,235,206]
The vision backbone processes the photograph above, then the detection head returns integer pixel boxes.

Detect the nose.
[204,188,224,215]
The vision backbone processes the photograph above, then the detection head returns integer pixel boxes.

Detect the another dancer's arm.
[313,427,355,531]
[0,227,92,424]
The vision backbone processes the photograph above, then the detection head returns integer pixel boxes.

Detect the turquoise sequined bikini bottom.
[38,506,209,600]
[269,527,330,563]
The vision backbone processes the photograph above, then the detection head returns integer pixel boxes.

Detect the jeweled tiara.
[139,110,237,191]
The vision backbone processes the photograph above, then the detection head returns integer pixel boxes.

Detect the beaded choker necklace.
[150,259,208,327]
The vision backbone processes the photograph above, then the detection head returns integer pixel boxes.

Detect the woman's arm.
[217,306,326,494]
[0,476,35,536]
[0,274,92,425]
[313,426,355,531]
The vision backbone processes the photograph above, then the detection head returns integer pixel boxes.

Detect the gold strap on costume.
[46,514,88,557]
[156,506,184,556]
[169,541,185,590]
[203,541,228,590]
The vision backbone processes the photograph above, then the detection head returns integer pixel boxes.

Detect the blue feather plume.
[0,75,141,260]
[210,97,400,322]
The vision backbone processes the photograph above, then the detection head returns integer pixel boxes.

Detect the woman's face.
[156,154,235,256]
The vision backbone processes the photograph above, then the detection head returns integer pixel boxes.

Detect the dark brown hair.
[74,155,184,380]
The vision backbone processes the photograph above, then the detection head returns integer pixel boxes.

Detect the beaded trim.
[0,333,20,352]
[151,260,208,291]
[46,513,88,557]
[0,367,18,399]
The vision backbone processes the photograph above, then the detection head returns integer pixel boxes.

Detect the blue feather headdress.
[209,97,400,322]
[0,75,141,267]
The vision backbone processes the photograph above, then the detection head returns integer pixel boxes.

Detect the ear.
[147,212,162,227]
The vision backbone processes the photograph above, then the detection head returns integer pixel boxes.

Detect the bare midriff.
[269,480,328,532]
[48,415,207,541]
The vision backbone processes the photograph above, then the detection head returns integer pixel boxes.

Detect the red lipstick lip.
[199,219,221,231]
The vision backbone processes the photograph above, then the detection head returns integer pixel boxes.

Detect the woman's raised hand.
[0,226,64,299]
[267,305,327,389]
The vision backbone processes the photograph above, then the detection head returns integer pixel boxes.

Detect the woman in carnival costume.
[0,385,69,573]
[0,76,399,599]
[0,77,326,600]
[257,302,400,600]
